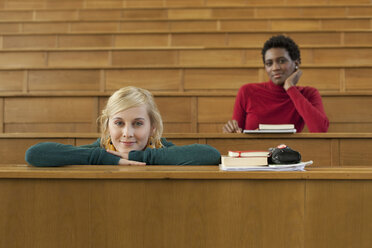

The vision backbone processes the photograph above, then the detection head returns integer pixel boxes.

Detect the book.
[259,124,295,130]
[243,124,296,134]
[220,161,313,171]
[228,150,269,157]
[221,155,268,168]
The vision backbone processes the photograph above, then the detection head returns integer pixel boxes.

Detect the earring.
[295,65,299,70]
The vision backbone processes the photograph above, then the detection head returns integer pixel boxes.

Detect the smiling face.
[264,48,298,86]
[108,105,153,153]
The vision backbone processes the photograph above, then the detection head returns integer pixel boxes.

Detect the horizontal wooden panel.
[172,33,226,47]
[220,20,269,31]
[2,35,57,49]
[163,123,193,133]
[300,69,340,91]
[4,97,96,123]
[340,139,372,165]
[312,48,372,65]
[0,23,20,33]
[165,0,205,7]
[58,35,113,48]
[76,138,98,146]
[125,0,164,7]
[198,123,225,133]
[228,33,278,46]
[34,10,78,21]
[256,7,303,18]
[22,23,69,33]
[198,96,234,122]
[344,32,372,45]
[123,9,167,19]
[156,97,192,122]
[48,51,109,67]
[28,70,100,91]
[0,52,46,68]
[0,138,74,164]
[164,138,199,146]
[321,19,370,30]
[5,123,95,133]
[85,1,123,8]
[170,21,218,31]
[179,50,244,66]
[0,10,33,20]
[301,7,346,17]
[212,8,254,18]
[348,6,372,16]
[328,123,372,133]
[184,69,258,90]
[168,9,211,19]
[79,10,122,20]
[0,71,24,92]
[345,69,372,91]
[105,69,180,91]
[112,51,177,66]
[323,96,372,122]
[115,34,169,47]
[120,21,169,32]
[272,20,321,31]
[207,138,332,166]
[288,32,342,46]
[70,22,119,32]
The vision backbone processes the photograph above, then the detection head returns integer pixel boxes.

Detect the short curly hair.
[261,35,301,64]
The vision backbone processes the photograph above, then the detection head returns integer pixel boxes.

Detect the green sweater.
[25,138,221,166]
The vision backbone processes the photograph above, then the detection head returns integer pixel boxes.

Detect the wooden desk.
[1,165,372,248]
[1,132,372,166]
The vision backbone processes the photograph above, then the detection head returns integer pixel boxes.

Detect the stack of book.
[220,150,312,171]
[243,124,296,133]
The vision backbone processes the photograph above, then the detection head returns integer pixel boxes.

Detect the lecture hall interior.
[1,0,372,247]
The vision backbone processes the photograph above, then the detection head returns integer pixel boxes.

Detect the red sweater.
[232,81,329,132]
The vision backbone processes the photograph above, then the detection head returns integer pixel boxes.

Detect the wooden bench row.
[0,5,372,21]
[0,93,371,133]
[1,47,372,67]
[2,31,372,47]
[0,67,371,93]
[1,17,372,32]
[1,133,372,166]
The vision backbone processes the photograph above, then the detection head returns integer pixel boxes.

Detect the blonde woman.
[26,87,221,166]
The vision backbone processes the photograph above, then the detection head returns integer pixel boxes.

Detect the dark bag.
[268,144,301,164]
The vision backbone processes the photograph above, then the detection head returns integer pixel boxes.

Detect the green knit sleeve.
[25,139,120,167]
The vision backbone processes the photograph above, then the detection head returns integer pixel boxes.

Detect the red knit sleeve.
[287,86,329,132]
[232,86,247,129]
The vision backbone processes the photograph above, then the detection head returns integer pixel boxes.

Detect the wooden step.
[1,93,372,134]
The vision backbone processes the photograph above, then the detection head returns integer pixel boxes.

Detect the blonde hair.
[98,86,163,148]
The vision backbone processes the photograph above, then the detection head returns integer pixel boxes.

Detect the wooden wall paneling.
[305,180,372,248]
[0,51,46,68]
[255,7,303,18]
[301,7,347,18]
[0,138,74,164]
[120,21,170,32]
[321,19,371,30]
[0,98,3,133]
[183,68,258,90]
[330,139,340,167]
[198,96,234,123]
[125,0,165,7]
[345,68,372,91]
[327,123,372,133]
[0,10,33,21]
[205,0,246,6]
[339,139,372,166]
[0,23,21,33]
[111,50,178,66]
[300,68,340,91]
[179,49,245,66]
[78,10,122,21]
[168,9,212,19]
[219,20,269,31]
[105,69,181,91]
[227,33,278,46]
[4,97,97,133]
[115,34,169,47]
[169,20,218,32]
[70,22,119,33]
[207,138,333,166]
[58,34,113,48]
[85,1,123,8]
[0,179,91,248]
[348,6,372,16]
[329,0,370,4]
[34,10,79,21]
[48,51,109,67]
[0,70,24,92]
[122,9,168,19]
[90,179,304,248]
[312,48,372,65]
[171,33,226,47]
[2,35,57,49]
[164,138,199,146]
[76,138,100,146]
[271,20,321,31]
[22,22,70,33]
[344,32,372,45]
[211,8,255,18]
[165,0,205,7]
[3,1,44,9]
[45,1,84,9]
[91,97,99,132]
[287,32,342,46]
[28,69,101,91]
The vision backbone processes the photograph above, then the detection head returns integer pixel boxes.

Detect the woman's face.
[108,105,153,153]
[264,48,298,85]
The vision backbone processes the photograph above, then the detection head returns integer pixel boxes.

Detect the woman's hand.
[106,150,146,166]
[223,120,242,133]
[284,69,302,91]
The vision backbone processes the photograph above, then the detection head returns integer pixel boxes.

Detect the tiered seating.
[1,1,372,135]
